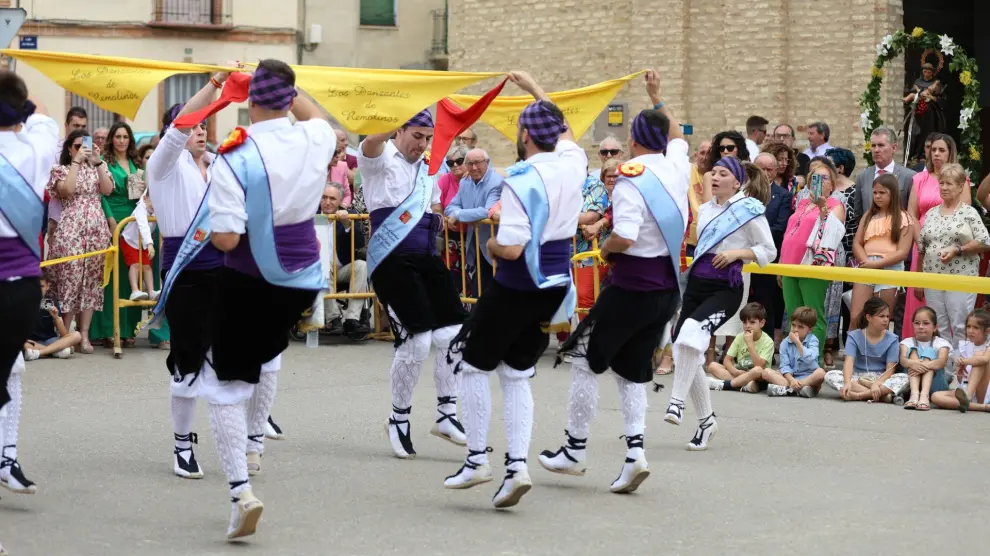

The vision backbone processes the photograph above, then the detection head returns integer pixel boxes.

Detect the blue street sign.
[18,35,37,49]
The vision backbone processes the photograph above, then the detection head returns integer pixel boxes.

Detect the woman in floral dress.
[47,130,113,354]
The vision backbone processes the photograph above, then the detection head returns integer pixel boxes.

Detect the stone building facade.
[449,0,907,167]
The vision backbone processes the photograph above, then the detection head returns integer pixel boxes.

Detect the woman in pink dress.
[438,145,469,292]
[47,129,113,353]
[904,133,966,337]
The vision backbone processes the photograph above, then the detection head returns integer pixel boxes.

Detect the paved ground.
[2,337,989,556]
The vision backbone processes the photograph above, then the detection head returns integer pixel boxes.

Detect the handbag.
[801,211,843,267]
[127,169,146,200]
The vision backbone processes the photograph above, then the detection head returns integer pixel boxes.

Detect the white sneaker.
[247,452,262,477]
[431,399,467,446]
[53,347,71,359]
[265,416,284,440]
[444,448,494,489]
[492,459,532,509]
[537,431,587,476]
[664,400,684,425]
[0,458,37,494]
[610,434,650,493]
[610,457,650,494]
[226,489,264,540]
[129,291,149,302]
[23,349,40,362]
[686,414,718,451]
[385,411,416,459]
[742,381,761,393]
[708,377,724,391]
[767,384,792,397]
[150,290,161,301]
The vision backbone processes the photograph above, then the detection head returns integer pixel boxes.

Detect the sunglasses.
[71,143,83,149]
[599,149,621,157]
[718,144,737,153]
[447,157,465,167]
[771,132,793,139]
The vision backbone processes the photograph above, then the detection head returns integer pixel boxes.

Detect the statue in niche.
[903,54,947,164]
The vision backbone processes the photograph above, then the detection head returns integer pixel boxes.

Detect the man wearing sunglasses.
[597,135,624,165]
[454,127,478,150]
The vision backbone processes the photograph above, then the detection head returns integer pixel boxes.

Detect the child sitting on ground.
[707,302,775,393]
[824,296,907,403]
[899,306,951,410]
[121,191,160,302]
[763,306,826,397]
[23,277,82,361]
[931,308,990,412]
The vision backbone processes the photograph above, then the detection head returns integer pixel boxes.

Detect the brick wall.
[450,0,904,170]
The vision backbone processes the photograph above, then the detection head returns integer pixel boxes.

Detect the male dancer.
[0,72,58,499]
[358,106,468,459]
[541,70,689,493]
[160,60,331,539]
[443,71,585,508]
[147,72,227,480]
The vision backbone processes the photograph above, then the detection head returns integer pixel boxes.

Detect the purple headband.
[519,101,566,145]
[630,111,668,153]
[715,156,746,185]
[0,100,36,127]
[405,109,434,129]
[249,66,298,111]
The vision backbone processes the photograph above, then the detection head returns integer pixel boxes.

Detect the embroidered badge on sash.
[218,127,248,154]
[399,211,412,224]
[619,162,645,177]
[192,228,208,242]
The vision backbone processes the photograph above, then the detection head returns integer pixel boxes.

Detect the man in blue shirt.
[444,148,503,296]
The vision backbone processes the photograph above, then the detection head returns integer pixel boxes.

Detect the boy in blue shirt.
[763,306,826,397]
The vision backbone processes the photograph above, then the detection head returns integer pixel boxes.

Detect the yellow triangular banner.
[291,65,502,135]
[448,71,644,142]
[2,50,237,119]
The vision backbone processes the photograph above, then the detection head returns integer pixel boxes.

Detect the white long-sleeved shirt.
[357,139,441,213]
[0,114,59,239]
[696,191,777,266]
[209,118,333,232]
[122,197,156,249]
[497,139,587,246]
[611,139,691,257]
[146,126,214,238]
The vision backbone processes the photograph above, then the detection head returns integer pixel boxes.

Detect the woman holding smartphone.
[46,129,113,354]
[778,159,846,352]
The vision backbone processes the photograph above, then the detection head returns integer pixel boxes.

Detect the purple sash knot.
[0,237,40,280]
[369,207,439,257]
[494,239,570,291]
[224,220,320,278]
[691,253,743,288]
[609,253,677,292]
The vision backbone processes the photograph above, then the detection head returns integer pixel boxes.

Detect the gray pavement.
[3,339,990,556]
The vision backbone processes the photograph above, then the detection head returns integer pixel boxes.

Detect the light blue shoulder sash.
[366,154,434,276]
[224,138,327,291]
[0,153,43,258]
[692,196,765,262]
[503,161,576,327]
[618,167,687,294]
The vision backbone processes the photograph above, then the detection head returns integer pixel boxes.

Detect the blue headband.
[715,156,745,185]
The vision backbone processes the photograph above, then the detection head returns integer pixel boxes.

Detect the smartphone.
[810,174,823,200]
[82,136,93,150]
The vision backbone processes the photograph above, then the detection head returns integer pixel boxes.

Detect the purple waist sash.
[494,239,570,291]
[162,236,225,273]
[224,220,320,279]
[0,237,40,280]
[691,253,743,288]
[609,253,677,292]
[369,207,439,257]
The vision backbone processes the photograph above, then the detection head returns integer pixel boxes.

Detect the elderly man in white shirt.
[442,71,585,509]
[0,72,59,499]
[359,104,469,461]
[542,70,689,495]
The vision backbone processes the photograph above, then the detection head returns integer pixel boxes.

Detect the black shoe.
[328,318,343,334]
[344,319,370,340]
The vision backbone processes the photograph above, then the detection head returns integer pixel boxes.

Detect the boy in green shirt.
[707,303,776,393]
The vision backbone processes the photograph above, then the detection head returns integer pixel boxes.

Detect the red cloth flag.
[428,77,508,176]
[172,72,251,128]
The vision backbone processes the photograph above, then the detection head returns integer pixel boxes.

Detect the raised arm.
[290,91,326,123]
[508,71,575,144]
[173,70,232,134]
[645,69,682,141]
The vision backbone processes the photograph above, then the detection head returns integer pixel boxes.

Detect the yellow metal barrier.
[321,213,391,341]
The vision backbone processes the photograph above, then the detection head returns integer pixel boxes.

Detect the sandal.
[823,350,834,368]
[157,341,171,351]
[655,346,674,376]
[917,402,931,411]
[122,338,136,348]
[903,400,917,410]
[79,339,94,355]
